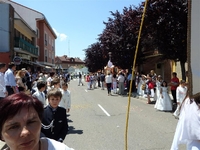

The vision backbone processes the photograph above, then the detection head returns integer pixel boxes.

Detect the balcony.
[14,37,38,56]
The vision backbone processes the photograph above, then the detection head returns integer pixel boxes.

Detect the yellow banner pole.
[125,0,148,150]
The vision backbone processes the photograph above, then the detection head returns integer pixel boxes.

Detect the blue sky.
[14,0,142,60]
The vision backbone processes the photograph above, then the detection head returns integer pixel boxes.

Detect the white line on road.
[98,104,111,117]
[85,89,88,92]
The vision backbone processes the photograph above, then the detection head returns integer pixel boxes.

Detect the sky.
[13,0,142,60]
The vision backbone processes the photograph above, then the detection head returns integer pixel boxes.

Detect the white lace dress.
[154,87,172,111]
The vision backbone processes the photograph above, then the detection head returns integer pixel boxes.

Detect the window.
[37,46,40,56]
[52,39,54,51]
[45,49,48,62]
[49,51,51,58]
[52,52,54,59]
[44,33,47,46]
[49,36,51,45]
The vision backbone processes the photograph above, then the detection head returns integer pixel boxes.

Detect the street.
[63,79,185,150]
[0,79,186,150]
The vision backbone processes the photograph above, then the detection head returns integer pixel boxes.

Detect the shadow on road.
[68,126,83,134]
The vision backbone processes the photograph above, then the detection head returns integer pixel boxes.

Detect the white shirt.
[105,74,112,83]
[117,74,125,83]
[176,86,187,103]
[32,89,46,106]
[0,72,6,97]
[47,138,74,150]
[4,68,16,86]
[60,89,71,110]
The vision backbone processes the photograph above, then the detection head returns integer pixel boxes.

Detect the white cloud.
[60,33,67,41]
[53,28,67,42]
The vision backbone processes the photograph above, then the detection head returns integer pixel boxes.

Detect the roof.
[56,55,85,63]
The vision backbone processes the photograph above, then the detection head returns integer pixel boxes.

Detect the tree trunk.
[180,61,186,81]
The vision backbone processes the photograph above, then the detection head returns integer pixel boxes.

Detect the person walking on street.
[0,63,7,100]
[4,62,17,96]
[173,80,187,119]
[105,72,112,96]
[78,72,84,86]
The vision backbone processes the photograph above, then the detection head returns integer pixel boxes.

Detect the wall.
[0,4,10,52]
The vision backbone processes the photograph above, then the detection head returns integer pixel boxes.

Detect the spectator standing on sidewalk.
[117,72,125,95]
[100,72,105,90]
[146,76,155,104]
[0,63,7,100]
[112,73,117,94]
[169,72,179,104]
[4,62,17,96]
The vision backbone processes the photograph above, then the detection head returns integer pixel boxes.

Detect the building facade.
[0,0,56,72]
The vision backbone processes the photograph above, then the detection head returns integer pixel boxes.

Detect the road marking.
[98,104,111,117]
[85,89,88,92]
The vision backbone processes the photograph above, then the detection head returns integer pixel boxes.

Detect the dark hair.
[0,93,44,140]
[113,74,116,78]
[0,63,6,69]
[161,81,168,87]
[49,72,55,77]
[172,72,177,76]
[47,88,62,99]
[62,82,68,87]
[37,80,46,90]
[8,62,15,69]
[180,80,186,84]
[51,77,60,86]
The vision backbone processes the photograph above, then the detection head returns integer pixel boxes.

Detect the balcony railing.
[14,37,38,56]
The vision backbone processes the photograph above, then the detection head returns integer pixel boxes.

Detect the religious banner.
[188,0,200,98]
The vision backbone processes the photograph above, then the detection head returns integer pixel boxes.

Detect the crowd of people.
[0,62,73,150]
[0,61,199,149]
[83,69,200,149]
[83,69,188,114]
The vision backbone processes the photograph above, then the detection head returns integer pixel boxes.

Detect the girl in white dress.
[155,75,163,101]
[173,80,187,118]
[171,96,200,150]
[137,75,146,97]
[154,81,172,111]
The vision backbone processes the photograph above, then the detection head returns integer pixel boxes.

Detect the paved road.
[0,79,186,150]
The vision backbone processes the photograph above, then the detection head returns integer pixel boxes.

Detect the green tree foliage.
[142,0,188,79]
[84,42,106,72]
[84,0,188,78]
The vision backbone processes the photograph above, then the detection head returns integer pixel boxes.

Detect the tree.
[98,6,144,69]
[84,42,106,72]
[142,0,188,80]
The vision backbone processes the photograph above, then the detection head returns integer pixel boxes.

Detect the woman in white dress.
[171,95,200,150]
[137,75,146,97]
[173,80,187,118]
[154,81,172,111]
[112,74,117,94]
